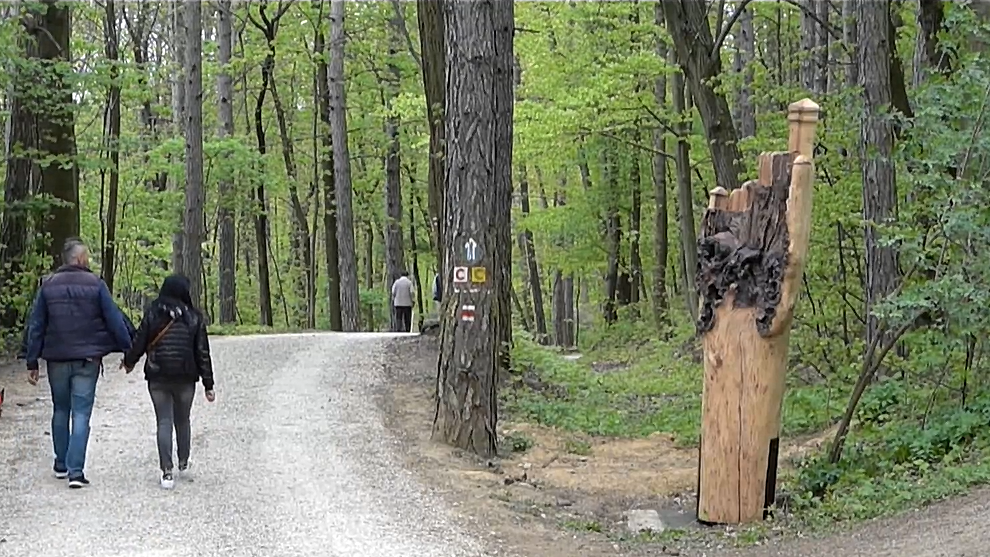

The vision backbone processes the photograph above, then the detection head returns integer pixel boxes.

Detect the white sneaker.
[160,470,175,490]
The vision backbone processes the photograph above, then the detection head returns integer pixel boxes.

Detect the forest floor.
[382,335,990,557]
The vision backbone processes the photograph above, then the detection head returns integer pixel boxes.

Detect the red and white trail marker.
[460,305,476,322]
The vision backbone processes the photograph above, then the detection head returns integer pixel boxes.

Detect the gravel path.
[0,332,486,557]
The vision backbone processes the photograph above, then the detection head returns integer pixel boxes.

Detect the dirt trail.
[381,336,990,557]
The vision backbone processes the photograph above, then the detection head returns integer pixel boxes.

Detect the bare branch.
[710,0,754,60]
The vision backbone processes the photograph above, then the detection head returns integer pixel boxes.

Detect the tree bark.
[99,0,121,294]
[251,35,275,327]
[316,23,343,332]
[329,0,361,331]
[181,0,205,309]
[844,0,859,87]
[602,149,621,325]
[859,1,900,351]
[417,0,446,267]
[170,1,186,273]
[519,168,547,343]
[673,67,699,321]
[433,0,513,457]
[629,142,643,318]
[651,5,670,331]
[914,0,951,86]
[384,8,406,331]
[216,0,237,324]
[662,0,743,192]
[37,0,79,270]
[493,0,514,374]
[734,5,756,138]
[0,10,42,327]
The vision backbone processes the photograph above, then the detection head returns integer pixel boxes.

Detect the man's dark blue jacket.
[24,265,134,370]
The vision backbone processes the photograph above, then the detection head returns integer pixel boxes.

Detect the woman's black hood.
[158,274,193,306]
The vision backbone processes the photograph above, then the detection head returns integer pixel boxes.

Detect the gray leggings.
[148,382,196,472]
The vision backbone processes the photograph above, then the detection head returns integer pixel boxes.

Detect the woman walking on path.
[122,274,215,489]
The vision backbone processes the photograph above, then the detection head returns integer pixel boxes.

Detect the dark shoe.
[160,470,175,490]
[53,465,68,480]
[177,460,190,473]
[68,475,90,489]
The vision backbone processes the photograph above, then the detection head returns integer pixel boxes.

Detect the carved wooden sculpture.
[696,99,820,525]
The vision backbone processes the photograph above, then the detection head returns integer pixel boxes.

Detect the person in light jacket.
[391,271,415,332]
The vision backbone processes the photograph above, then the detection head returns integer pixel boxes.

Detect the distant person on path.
[122,274,215,490]
[432,272,441,305]
[24,239,134,489]
[391,271,415,333]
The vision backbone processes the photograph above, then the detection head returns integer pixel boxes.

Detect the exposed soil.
[379,335,844,557]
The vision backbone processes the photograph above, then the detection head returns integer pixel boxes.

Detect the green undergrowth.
[503,317,844,447]
[787,384,990,528]
[206,324,305,337]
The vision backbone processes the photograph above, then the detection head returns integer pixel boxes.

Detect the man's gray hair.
[62,238,88,265]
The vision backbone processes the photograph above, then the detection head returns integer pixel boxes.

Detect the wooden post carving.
[696,99,820,525]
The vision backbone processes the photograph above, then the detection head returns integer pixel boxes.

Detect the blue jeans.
[48,360,100,477]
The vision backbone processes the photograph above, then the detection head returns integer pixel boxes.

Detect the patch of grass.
[563,437,592,456]
[207,324,303,336]
[562,519,603,533]
[504,326,840,446]
[501,433,535,454]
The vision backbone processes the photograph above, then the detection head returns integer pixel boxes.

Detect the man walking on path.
[391,271,415,333]
[24,239,133,488]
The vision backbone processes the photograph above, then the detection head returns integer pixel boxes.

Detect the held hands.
[118,360,133,374]
[27,369,39,386]
[205,390,216,403]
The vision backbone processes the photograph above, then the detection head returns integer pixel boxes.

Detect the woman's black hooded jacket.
[123,275,214,390]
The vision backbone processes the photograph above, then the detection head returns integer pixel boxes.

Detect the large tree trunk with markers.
[329,0,361,331]
[417,0,446,267]
[433,0,513,457]
[696,100,819,525]
[181,0,205,309]
[316,23,343,332]
[216,0,237,324]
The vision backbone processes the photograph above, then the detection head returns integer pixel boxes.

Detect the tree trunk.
[38,0,79,269]
[603,149,621,325]
[384,9,406,331]
[434,0,513,457]
[251,49,275,326]
[493,0,514,374]
[551,190,575,348]
[800,0,818,92]
[364,222,375,331]
[662,0,743,192]
[316,23,343,332]
[735,5,756,139]
[100,0,121,293]
[0,13,42,327]
[329,0,361,331]
[216,0,237,324]
[651,8,670,331]
[844,0,859,87]
[673,67,699,321]
[170,1,186,273]
[519,168,547,343]
[181,0,205,309]
[859,1,900,352]
[417,0,445,267]
[629,142,643,318]
[816,0,831,94]
[914,0,951,86]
